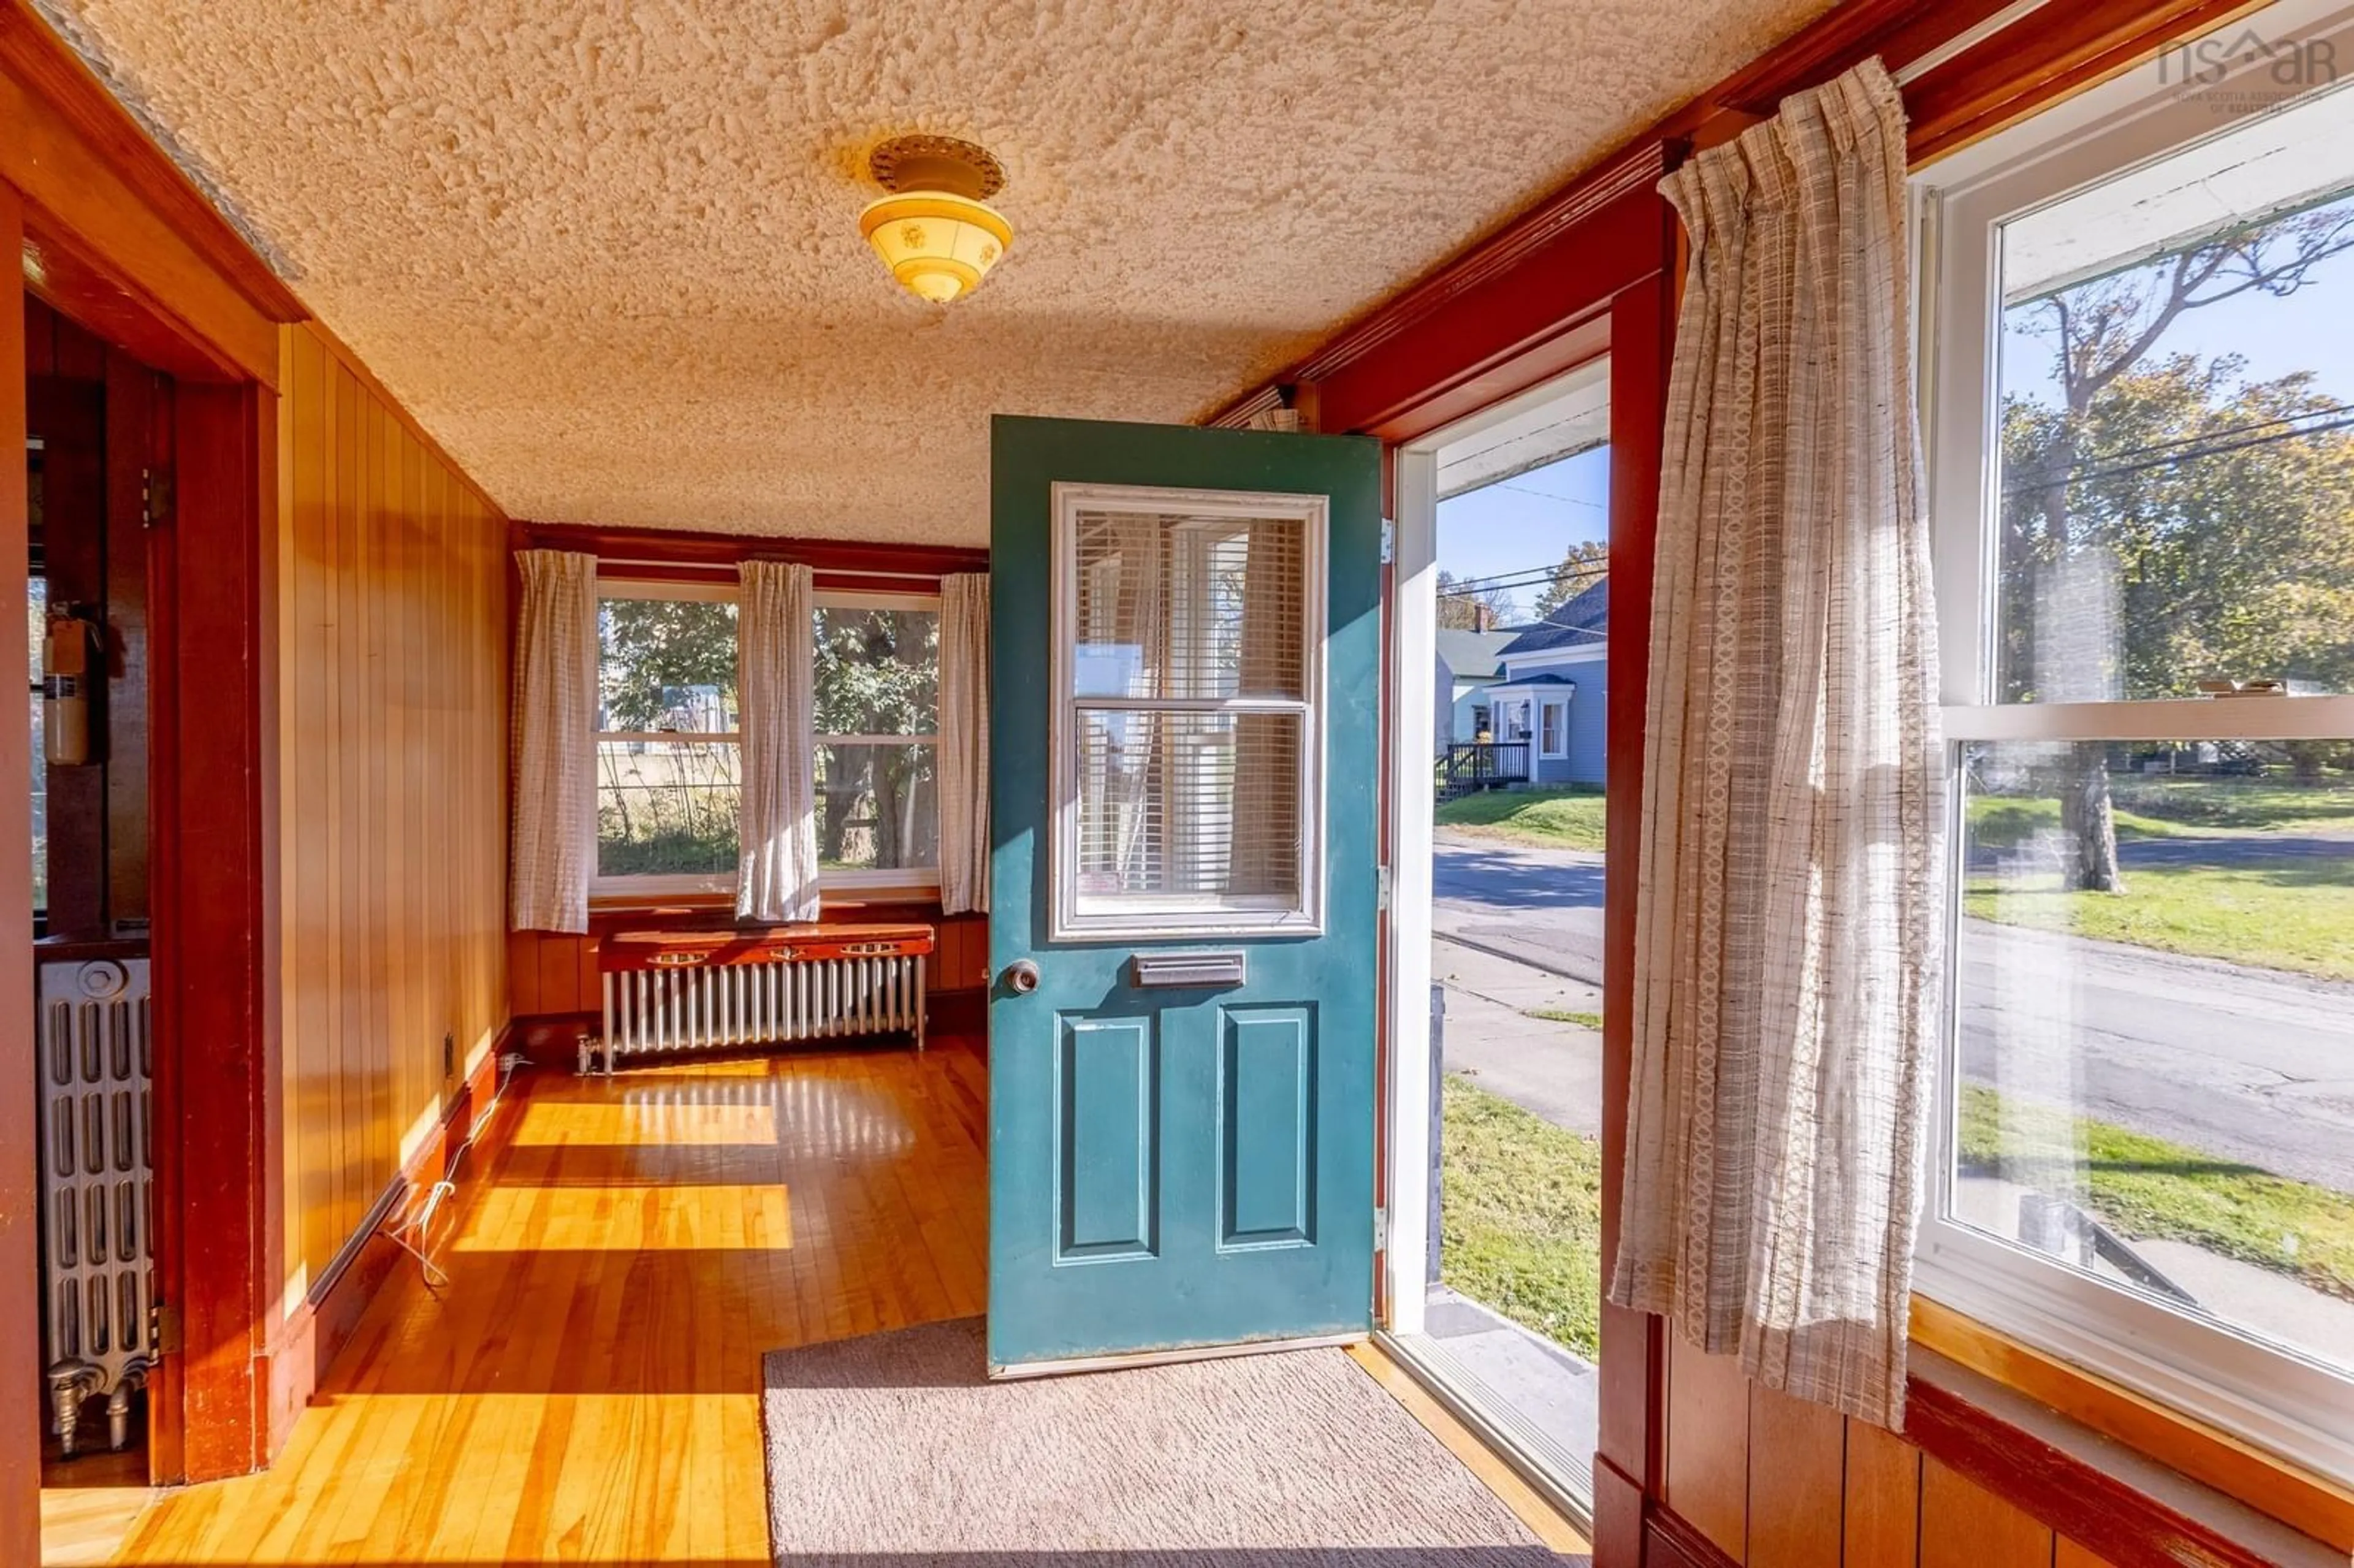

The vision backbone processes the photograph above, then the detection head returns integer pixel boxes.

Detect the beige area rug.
[761,1318,1571,1566]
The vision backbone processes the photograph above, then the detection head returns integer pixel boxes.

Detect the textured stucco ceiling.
[38,0,1832,543]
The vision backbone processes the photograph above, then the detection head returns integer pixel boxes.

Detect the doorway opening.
[25,300,170,1555]
[1384,357,1612,1524]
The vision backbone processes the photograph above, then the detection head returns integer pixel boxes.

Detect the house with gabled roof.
[1484,577,1608,786]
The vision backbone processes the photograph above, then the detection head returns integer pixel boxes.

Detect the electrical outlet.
[442,1029,455,1079]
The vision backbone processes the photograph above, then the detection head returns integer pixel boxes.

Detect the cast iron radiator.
[586,924,934,1073]
[37,955,155,1456]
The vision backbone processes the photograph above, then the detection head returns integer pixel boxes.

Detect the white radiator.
[37,956,154,1456]
[588,926,933,1073]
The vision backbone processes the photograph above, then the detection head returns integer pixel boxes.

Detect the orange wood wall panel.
[1665,1335,1753,1561]
[1747,1381,1847,1568]
[275,320,508,1301]
[1843,1411,1925,1567]
[1919,1458,2054,1568]
[2054,1539,2116,1568]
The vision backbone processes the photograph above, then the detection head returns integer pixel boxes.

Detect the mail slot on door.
[1129,950,1248,989]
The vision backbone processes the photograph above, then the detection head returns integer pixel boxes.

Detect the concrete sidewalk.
[1433,935,1603,1138]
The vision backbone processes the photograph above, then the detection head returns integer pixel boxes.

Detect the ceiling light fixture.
[860,135,1011,304]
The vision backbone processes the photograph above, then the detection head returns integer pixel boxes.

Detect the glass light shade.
[859,191,1012,302]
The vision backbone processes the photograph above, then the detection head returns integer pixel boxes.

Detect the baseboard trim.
[262,1022,513,1455]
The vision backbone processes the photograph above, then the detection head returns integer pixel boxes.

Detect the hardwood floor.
[85,1035,1584,1564]
[110,1041,989,1566]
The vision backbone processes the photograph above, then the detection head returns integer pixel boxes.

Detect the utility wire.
[1438,563,1610,599]
[2001,405,2354,493]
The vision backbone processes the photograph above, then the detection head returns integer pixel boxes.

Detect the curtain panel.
[1609,58,1946,1428]
[510,549,600,934]
[939,574,992,915]
[737,560,821,923]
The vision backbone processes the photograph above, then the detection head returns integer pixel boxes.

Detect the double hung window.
[593,580,942,897]
[1918,10,2354,1482]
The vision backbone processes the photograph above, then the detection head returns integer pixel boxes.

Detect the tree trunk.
[2059,743,2127,893]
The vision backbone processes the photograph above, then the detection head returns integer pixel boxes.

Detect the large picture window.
[1920,18,2354,1483]
[593,579,942,896]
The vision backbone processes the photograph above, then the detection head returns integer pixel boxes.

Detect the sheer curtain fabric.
[510,549,600,934]
[939,574,991,915]
[737,560,821,923]
[1608,58,1946,1428]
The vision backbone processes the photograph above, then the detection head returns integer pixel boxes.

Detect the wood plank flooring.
[112,1042,989,1566]
[86,1037,1584,1565]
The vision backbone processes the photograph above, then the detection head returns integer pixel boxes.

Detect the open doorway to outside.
[1384,357,1610,1523]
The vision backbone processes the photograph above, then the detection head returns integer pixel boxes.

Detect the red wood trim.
[1903,1375,2290,1568]
[139,373,184,1485]
[1906,0,2273,163]
[1208,0,2252,437]
[1705,0,2011,117]
[1598,273,1675,1506]
[20,213,248,384]
[0,176,41,1568]
[0,2,306,325]
[1233,153,1670,440]
[1644,1505,1745,1568]
[513,517,988,579]
[1591,1456,1650,1568]
[158,379,278,1482]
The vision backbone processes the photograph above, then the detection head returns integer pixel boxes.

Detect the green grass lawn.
[1438,1075,1604,1360]
[1965,861,2354,981]
[1524,1007,1603,1030]
[1969,777,2354,848]
[1434,785,1606,852]
[1958,1084,2354,1301]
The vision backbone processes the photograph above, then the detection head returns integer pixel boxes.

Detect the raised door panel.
[1217,1006,1316,1250]
[1055,1014,1160,1261]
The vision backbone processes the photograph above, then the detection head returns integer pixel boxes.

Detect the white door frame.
[1381,363,1609,1333]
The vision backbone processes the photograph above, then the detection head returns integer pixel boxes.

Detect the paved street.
[1434,832,2354,1192]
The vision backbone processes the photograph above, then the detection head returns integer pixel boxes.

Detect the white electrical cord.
[378,1051,529,1292]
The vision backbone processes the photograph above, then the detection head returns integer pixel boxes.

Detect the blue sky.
[2000,204,2354,409]
[1435,444,1610,624]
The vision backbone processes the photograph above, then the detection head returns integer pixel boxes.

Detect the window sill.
[1910,1294,2354,1555]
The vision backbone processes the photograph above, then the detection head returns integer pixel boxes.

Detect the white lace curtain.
[509,549,599,934]
[736,560,821,923]
[938,574,991,916]
[1608,58,1946,1429]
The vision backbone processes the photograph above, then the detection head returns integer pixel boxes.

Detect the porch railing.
[1437,742,1529,799]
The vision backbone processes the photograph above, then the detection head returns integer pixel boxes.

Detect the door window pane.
[1990,111,2354,704]
[1074,710,1301,908]
[595,739,740,878]
[1952,738,2354,1374]
[1073,511,1306,700]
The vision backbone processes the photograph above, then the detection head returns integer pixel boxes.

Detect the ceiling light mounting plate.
[869,134,1005,202]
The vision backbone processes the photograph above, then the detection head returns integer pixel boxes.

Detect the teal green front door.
[986,414,1382,1372]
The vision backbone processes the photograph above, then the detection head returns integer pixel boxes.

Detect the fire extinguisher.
[43,606,98,767]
